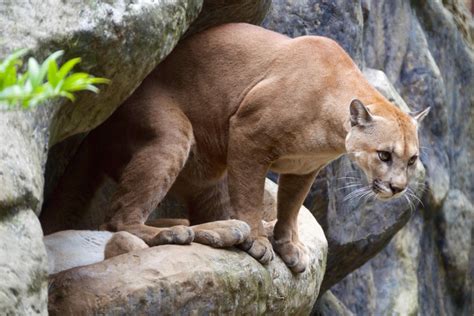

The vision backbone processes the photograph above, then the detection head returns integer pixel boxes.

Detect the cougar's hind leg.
[187,177,251,248]
[105,100,195,246]
[40,137,103,235]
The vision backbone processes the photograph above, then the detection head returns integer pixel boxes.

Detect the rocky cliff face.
[264,0,473,314]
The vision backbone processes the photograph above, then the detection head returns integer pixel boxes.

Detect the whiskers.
[342,185,376,204]
[336,177,364,191]
[336,172,375,205]
[338,179,425,213]
[406,187,423,206]
[403,186,424,213]
[403,194,416,213]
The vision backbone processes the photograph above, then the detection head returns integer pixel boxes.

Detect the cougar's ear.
[350,99,373,127]
[410,107,431,124]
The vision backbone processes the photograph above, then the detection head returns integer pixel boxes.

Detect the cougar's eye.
[377,151,391,162]
[408,155,418,166]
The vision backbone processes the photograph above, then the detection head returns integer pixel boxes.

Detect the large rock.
[1,1,202,145]
[185,0,272,36]
[46,180,328,315]
[44,230,114,275]
[264,0,473,314]
[0,209,48,315]
[438,190,473,303]
[0,1,203,314]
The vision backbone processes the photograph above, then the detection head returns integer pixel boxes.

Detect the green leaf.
[38,50,64,85]
[0,49,109,110]
[47,60,59,87]
[17,73,28,85]
[23,80,33,94]
[27,57,41,88]
[0,85,24,100]
[84,84,99,93]
[87,77,111,85]
[58,90,75,102]
[57,57,80,80]
[0,48,27,73]
[62,73,90,90]
[2,62,17,88]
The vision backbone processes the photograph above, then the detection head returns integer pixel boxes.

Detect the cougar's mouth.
[372,179,393,200]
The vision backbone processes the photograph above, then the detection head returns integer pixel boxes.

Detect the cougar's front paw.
[150,225,195,246]
[273,240,308,273]
[193,220,250,248]
[240,236,274,264]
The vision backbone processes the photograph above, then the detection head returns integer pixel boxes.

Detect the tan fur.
[104,231,148,259]
[41,23,427,273]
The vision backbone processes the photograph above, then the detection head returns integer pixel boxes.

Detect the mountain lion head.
[345,99,430,200]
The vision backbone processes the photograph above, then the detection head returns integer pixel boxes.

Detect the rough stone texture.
[1,0,202,144]
[44,230,114,275]
[0,1,202,314]
[437,189,473,304]
[47,180,328,315]
[185,0,272,37]
[264,0,473,314]
[313,291,353,316]
[0,208,48,315]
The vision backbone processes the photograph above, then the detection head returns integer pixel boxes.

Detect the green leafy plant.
[0,49,110,109]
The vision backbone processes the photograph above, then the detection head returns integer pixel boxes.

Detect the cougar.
[41,23,429,273]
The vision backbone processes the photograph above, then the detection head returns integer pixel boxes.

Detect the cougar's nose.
[389,183,404,195]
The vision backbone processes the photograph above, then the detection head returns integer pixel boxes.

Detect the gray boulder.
[0,209,48,315]
[44,230,114,275]
[185,0,272,36]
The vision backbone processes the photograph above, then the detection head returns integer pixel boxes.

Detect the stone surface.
[313,291,353,316]
[264,0,473,314]
[185,0,271,37]
[44,230,114,275]
[1,0,202,144]
[437,189,473,302]
[0,208,48,315]
[0,1,202,314]
[47,180,328,315]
